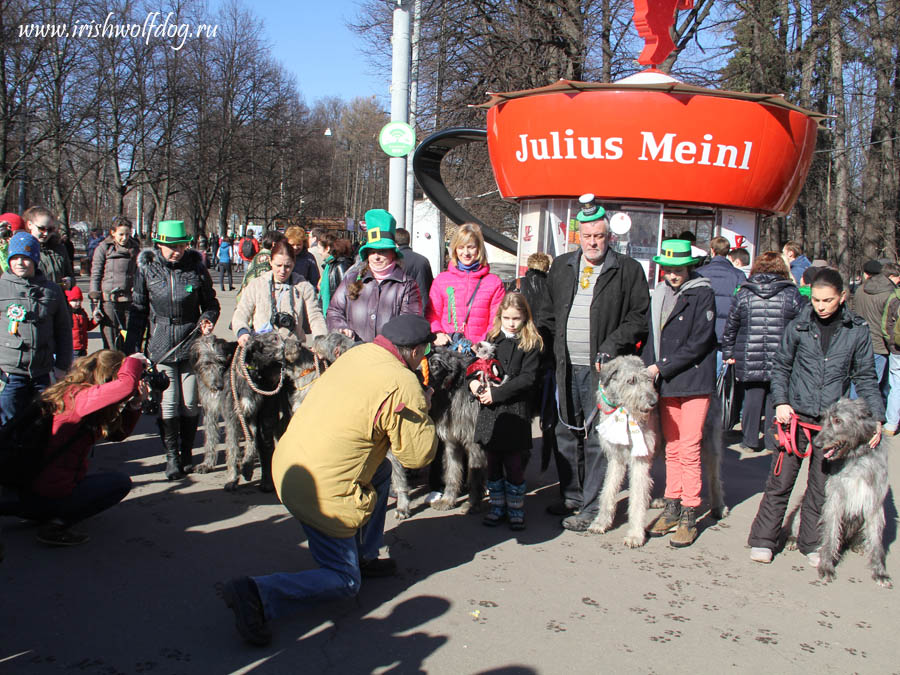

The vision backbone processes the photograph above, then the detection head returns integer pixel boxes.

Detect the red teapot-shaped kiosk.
[413,0,827,284]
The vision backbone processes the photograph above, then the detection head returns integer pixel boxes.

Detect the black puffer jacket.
[721,273,803,382]
[770,303,885,422]
[124,248,220,363]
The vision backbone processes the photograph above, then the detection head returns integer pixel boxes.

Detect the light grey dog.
[589,356,728,547]
[810,398,891,587]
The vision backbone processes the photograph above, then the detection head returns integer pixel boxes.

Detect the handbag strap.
[461,276,484,328]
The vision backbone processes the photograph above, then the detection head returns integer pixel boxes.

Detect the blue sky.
[228,0,389,106]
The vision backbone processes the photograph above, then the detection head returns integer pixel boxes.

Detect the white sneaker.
[750,547,773,564]
[425,491,443,505]
[807,550,821,567]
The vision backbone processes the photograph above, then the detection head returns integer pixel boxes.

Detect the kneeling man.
[223,315,437,645]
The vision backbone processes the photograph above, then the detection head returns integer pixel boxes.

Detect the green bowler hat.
[575,193,607,223]
[653,239,703,267]
[358,209,403,260]
[154,220,194,245]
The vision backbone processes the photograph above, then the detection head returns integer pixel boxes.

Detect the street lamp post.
[388,0,411,229]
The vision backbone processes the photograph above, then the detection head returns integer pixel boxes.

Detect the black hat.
[863,259,882,276]
[380,314,435,347]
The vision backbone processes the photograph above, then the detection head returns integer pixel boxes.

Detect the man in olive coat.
[222,314,437,646]
[540,198,650,531]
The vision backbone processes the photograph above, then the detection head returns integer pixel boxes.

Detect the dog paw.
[461,501,483,514]
[430,497,456,511]
[785,536,799,551]
[710,505,729,520]
[394,510,410,521]
[240,463,255,481]
[873,573,893,589]
[624,533,647,548]
[223,480,239,492]
[587,520,612,535]
[818,565,836,583]
[194,463,214,475]
[649,497,666,509]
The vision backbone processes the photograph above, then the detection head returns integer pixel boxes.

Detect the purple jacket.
[325,264,422,342]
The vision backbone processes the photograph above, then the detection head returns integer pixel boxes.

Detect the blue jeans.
[553,365,603,515]
[885,354,900,429]
[2,472,132,525]
[0,372,50,425]
[252,458,392,620]
[849,353,889,404]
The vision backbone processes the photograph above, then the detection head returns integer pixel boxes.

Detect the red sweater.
[71,308,97,351]
[32,356,143,498]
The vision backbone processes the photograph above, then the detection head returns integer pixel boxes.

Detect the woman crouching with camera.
[124,221,219,481]
[231,239,326,491]
[1,351,150,546]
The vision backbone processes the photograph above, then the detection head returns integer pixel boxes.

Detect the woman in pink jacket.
[427,223,505,351]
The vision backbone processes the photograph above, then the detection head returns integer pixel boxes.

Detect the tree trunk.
[828,3,850,277]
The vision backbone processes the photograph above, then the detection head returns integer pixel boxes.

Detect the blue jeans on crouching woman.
[251,458,392,620]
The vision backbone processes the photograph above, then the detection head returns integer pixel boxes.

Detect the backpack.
[240,238,256,260]
[881,289,900,349]
[0,398,55,488]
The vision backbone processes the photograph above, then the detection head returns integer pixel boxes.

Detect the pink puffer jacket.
[427,264,506,343]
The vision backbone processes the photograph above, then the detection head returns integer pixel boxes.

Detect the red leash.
[772,414,822,476]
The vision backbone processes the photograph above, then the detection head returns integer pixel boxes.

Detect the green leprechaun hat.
[652,239,703,267]
[153,220,194,245]
[358,209,403,260]
[575,193,607,223]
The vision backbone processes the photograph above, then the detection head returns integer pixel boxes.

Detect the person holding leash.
[221,314,437,646]
[747,268,884,565]
[124,221,219,481]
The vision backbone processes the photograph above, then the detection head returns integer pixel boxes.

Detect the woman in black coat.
[721,252,804,451]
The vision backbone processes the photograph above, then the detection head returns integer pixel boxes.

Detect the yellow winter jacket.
[272,341,437,538]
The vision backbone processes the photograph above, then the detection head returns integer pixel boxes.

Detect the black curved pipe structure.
[412,127,517,254]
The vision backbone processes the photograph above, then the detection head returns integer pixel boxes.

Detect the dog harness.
[772,414,822,476]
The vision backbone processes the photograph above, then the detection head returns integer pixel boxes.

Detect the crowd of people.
[0,204,894,646]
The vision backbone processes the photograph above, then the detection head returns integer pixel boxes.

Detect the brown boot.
[647,498,680,537]
[670,506,698,548]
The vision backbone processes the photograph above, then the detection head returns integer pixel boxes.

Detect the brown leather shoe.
[670,506,698,548]
[647,498,680,537]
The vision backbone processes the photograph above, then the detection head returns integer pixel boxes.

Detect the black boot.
[178,415,200,474]
[160,418,185,481]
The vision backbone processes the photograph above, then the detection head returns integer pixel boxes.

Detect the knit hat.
[7,231,41,264]
[358,209,403,261]
[65,286,84,301]
[379,314,435,347]
[0,213,25,233]
[153,220,193,245]
[652,239,703,267]
[863,259,882,276]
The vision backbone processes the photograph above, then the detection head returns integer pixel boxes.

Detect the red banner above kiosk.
[480,74,826,216]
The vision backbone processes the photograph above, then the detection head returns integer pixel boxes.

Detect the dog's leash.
[229,341,288,448]
[773,414,822,476]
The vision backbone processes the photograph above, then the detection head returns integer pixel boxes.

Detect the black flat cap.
[380,314,436,346]
[863,259,882,276]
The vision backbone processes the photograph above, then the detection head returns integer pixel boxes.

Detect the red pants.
[659,395,710,508]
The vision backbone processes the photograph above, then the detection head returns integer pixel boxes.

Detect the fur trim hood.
[138,247,203,270]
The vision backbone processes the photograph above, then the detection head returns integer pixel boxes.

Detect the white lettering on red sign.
[514,130,752,171]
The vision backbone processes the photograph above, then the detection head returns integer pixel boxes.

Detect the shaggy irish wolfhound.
[810,398,891,587]
[389,347,485,519]
[191,332,321,490]
[589,355,728,547]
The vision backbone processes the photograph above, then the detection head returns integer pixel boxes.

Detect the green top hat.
[575,193,607,223]
[154,220,193,245]
[652,239,703,267]
[358,209,403,261]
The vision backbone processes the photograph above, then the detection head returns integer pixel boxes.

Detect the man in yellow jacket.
[223,314,438,646]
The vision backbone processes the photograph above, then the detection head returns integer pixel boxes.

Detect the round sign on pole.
[379,122,416,157]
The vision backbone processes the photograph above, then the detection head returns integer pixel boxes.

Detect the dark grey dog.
[814,398,891,587]
[389,348,484,519]
[593,356,728,546]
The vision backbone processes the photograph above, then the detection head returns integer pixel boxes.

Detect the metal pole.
[405,0,421,236]
[389,1,411,229]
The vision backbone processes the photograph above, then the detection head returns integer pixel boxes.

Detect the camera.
[141,365,170,415]
[272,312,296,331]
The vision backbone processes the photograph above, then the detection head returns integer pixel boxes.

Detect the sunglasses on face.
[36,225,55,233]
